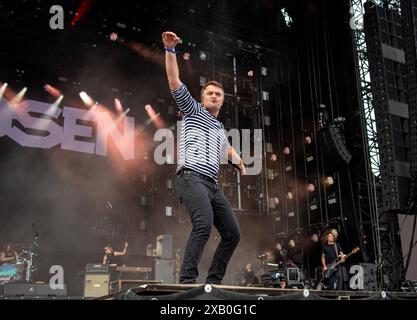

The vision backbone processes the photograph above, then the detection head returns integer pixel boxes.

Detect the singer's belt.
[176,168,216,184]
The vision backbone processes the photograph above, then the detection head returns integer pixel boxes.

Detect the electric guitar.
[324,246,360,279]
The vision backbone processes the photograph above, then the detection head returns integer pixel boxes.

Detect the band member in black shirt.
[321,230,346,290]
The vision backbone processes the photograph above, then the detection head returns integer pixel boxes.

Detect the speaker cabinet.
[84,273,110,298]
[1,283,67,297]
[321,125,352,165]
[156,234,173,259]
[155,259,174,284]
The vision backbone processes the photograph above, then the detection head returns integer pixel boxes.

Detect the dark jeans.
[176,169,240,284]
[326,267,343,290]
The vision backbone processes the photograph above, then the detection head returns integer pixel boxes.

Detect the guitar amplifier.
[286,268,304,289]
[84,273,110,298]
[85,263,108,273]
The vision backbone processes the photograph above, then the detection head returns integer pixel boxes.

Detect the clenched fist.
[162,31,180,49]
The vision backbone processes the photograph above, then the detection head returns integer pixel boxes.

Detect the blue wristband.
[165,47,176,53]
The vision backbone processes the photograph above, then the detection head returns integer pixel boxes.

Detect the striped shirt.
[172,84,230,182]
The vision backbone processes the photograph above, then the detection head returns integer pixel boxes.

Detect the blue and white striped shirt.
[172,84,230,182]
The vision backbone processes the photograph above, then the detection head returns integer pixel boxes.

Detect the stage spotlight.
[110,32,118,41]
[324,176,335,186]
[0,83,7,100]
[283,146,291,155]
[52,95,64,108]
[44,84,62,98]
[144,104,165,129]
[79,91,94,107]
[306,183,315,192]
[10,87,27,105]
[199,51,207,61]
[30,95,64,130]
[114,98,123,113]
[71,0,93,27]
[113,108,130,126]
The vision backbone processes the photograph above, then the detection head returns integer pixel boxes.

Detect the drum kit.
[0,224,40,283]
[0,245,38,283]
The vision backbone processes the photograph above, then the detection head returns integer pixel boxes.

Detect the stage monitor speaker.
[155,259,174,284]
[84,273,109,298]
[2,283,36,297]
[1,283,67,297]
[35,283,67,297]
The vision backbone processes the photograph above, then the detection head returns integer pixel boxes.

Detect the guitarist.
[321,230,346,290]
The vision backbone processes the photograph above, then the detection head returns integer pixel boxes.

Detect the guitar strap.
[334,243,339,262]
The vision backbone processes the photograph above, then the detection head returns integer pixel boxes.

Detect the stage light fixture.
[324,176,335,186]
[79,91,94,107]
[110,32,118,41]
[199,51,207,61]
[10,87,27,105]
[0,83,7,100]
[283,146,291,155]
[306,183,315,192]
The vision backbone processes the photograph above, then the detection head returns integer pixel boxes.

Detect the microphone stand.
[26,224,40,282]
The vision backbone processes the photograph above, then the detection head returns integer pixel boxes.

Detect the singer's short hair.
[200,81,224,99]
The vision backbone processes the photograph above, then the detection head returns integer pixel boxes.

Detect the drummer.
[0,244,19,264]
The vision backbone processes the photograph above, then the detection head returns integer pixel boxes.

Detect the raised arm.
[114,242,128,256]
[162,31,181,91]
[163,31,200,115]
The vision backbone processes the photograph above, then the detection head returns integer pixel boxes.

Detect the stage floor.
[1,281,416,300]
[100,283,417,300]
